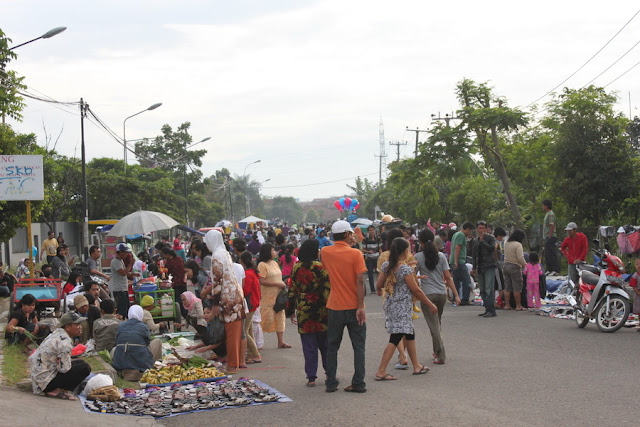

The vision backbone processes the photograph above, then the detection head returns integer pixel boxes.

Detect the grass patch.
[83,355,107,373]
[115,377,140,389]
[3,344,29,386]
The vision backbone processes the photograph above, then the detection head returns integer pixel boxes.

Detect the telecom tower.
[376,117,387,186]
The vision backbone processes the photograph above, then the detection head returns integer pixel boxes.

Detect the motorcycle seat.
[581,271,599,286]
[578,264,599,275]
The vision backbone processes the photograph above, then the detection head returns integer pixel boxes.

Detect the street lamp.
[2,26,66,276]
[183,137,211,226]
[9,27,67,50]
[243,160,261,217]
[123,102,162,173]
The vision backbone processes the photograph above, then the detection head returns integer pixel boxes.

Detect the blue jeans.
[477,268,496,314]
[365,257,378,292]
[326,309,366,390]
[451,264,472,303]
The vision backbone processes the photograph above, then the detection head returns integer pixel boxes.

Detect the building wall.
[5,222,81,268]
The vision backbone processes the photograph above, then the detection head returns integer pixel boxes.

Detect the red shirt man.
[560,222,588,264]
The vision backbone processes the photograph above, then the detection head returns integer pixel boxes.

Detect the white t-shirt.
[232,263,245,286]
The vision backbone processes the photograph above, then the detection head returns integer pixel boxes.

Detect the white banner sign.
[0,155,45,201]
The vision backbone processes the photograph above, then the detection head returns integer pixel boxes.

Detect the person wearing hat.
[320,220,368,393]
[561,222,588,285]
[110,243,134,318]
[28,312,91,400]
[140,295,166,334]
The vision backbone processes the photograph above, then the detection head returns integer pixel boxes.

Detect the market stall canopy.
[238,215,267,224]
[351,218,373,226]
[216,220,232,227]
[108,210,179,237]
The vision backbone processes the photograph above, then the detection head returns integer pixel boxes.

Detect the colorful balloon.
[334,200,342,211]
[339,197,346,209]
[344,197,352,209]
[354,203,360,210]
[351,199,358,209]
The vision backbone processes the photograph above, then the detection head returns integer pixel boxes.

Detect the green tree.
[542,86,636,225]
[429,79,527,228]
[267,196,303,224]
[0,29,27,122]
[305,208,320,223]
[346,177,378,219]
[37,153,83,229]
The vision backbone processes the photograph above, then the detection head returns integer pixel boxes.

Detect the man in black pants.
[362,225,381,294]
[29,312,91,400]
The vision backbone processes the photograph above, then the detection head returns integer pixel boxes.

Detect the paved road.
[2,293,638,426]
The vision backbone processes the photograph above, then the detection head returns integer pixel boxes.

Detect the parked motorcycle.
[566,242,631,333]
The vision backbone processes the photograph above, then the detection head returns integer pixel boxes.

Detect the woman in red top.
[161,247,187,316]
[240,251,262,363]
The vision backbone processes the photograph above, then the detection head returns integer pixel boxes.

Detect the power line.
[580,38,640,88]
[604,57,640,87]
[262,172,378,189]
[524,7,640,109]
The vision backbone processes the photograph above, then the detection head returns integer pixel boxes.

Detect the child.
[278,244,298,281]
[523,252,544,310]
[629,259,640,330]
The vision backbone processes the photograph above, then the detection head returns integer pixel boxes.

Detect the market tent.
[238,215,267,224]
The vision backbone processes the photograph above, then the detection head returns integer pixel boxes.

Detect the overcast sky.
[3,1,639,201]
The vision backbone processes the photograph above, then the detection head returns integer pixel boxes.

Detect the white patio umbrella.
[107,210,179,237]
[351,218,373,226]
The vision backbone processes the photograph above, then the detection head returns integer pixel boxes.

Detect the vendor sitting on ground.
[112,305,162,375]
[93,299,122,352]
[5,294,49,346]
[176,291,207,336]
[73,294,101,344]
[28,311,91,400]
[140,295,167,334]
[186,305,227,360]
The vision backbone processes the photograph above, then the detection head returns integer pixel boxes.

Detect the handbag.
[273,288,288,312]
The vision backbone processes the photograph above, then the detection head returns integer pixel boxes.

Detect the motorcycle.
[566,242,631,333]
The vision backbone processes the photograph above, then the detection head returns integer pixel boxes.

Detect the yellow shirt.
[42,238,59,256]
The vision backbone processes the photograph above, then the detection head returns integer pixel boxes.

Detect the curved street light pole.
[9,26,67,50]
[247,178,270,215]
[123,102,162,173]
[243,160,261,217]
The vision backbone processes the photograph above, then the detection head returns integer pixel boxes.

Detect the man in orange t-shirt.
[321,220,367,393]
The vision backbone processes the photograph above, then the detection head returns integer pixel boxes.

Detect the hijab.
[128,304,144,321]
[181,291,200,310]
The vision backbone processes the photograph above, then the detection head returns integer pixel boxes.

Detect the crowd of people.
[4,202,633,399]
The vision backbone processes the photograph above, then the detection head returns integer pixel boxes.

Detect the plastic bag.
[81,374,113,397]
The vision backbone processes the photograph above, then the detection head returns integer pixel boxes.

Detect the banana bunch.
[141,365,223,384]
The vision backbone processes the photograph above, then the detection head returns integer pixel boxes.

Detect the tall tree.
[305,208,320,224]
[266,196,304,224]
[542,86,636,225]
[0,29,27,122]
[429,79,527,229]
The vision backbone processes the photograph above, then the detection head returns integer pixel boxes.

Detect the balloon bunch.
[334,197,360,212]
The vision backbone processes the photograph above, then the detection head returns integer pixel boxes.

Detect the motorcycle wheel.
[595,295,630,333]
[574,297,589,328]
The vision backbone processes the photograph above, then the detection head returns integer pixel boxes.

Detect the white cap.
[564,222,577,231]
[331,220,354,234]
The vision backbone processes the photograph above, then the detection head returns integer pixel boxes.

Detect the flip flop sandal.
[375,374,397,381]
[278,343,292,348]
[413,365,430,375]
[46,391,76,400]
[433,358,445,364]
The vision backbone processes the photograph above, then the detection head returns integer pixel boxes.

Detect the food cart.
[11,277,63,317]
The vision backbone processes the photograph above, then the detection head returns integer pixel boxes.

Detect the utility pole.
[374,154,384,186]
[431,112,459,127]
[80,98,89,260]
[405,127,429,158]
[389,141,407,162]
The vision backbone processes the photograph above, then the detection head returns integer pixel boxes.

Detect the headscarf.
[128,305,144,321]
[354,227,364,243]
[203,230,245,323]
[181,291,200,310]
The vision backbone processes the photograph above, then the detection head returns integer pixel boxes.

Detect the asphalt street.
[2,292,638,426]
